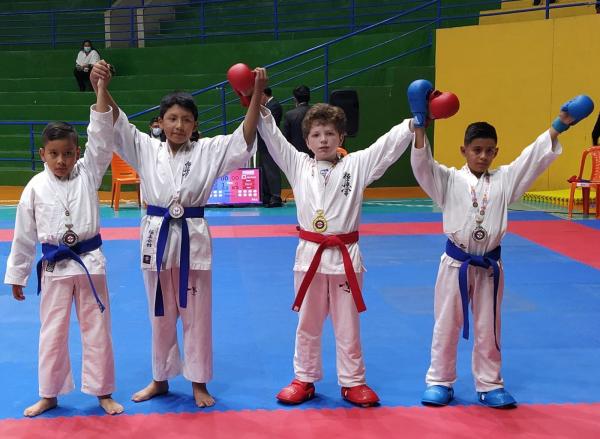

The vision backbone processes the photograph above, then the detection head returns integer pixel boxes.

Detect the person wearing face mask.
[74,40,101,92]
[149,117,166,141]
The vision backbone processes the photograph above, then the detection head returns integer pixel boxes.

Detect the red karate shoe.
[276,379,315,404]
[341,384,380,407]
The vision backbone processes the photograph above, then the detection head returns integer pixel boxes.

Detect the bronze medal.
[472,226,488,242]
[62,229,79,246]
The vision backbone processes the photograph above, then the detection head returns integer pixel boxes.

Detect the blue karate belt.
[445,239,502,351]
[146,204,205,317]
[36,234,105,312]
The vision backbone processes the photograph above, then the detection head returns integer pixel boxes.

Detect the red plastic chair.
[111,153,141,211]
[567,146,600,219]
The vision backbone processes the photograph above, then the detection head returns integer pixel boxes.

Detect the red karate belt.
[293,229,366,313]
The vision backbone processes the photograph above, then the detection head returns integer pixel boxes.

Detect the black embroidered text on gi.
[143,255,151,264]
[341,172,352,196]
[182,161,191,179]
[145,229,155,248]
[339,281,351,294]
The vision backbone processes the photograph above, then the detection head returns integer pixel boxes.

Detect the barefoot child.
[91,61,264,407]
[4,71,123,416]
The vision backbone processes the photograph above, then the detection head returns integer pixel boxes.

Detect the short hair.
[41,122,78,147]
[159,91,198,121]
[263,87,273,97]
[302,103,346,139]
[293,85,310,104]
[149,116,160,126]
[464,122,497,145]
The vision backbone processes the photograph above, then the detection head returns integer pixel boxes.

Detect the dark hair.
[263,87,273,97]
[149,116,160,125]
[80,39,99,55]
[41,122,79,147]
[302,103,346,139]
[464,122,497,145]
[293,85,310,104]
[159,91,198,121]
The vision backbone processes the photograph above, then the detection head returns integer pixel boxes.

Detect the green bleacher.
[0,0,495,190]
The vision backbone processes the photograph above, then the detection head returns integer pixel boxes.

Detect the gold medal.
[312,209,328,233]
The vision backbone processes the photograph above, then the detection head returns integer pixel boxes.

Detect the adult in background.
[74,40,100,92]
[258,87,284,207]
[283,85,312,157]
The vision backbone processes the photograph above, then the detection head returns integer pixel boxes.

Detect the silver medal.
[168,201,184,219]
[472,226,488,242]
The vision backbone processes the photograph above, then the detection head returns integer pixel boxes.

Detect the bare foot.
[192,382,215,408]
[23,397,57,417]
[131,380,169,402]
[98,395,124,415]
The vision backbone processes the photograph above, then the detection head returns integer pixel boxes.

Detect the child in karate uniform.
[91,61,265,407]
[408,81,594,407]
[256,67,419,407]
[5,71,122,416]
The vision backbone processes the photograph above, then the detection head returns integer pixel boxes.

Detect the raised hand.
[552,95,594,132]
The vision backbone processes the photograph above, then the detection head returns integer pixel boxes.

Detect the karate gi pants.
[38,274,115,398]
[426,261,505,392]
[143,268,212,383]
[293,271,366,387]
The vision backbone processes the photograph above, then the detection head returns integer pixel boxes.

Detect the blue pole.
[50,12,56,48]
[545,0,550,19]
[29,124,36,171]
[436,0,442,28]
[273,0,279,40]
[200,0,206,43]
[350,0,355,32]
[221,87,227,135]
[324,46,329,103]
[130,7,136,47]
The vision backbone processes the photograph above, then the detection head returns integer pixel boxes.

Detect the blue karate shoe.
[477,388,517,408]
[421,385,454,406]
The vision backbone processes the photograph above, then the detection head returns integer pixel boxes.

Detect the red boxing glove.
[227,63,255,107]
[429,90,460,120]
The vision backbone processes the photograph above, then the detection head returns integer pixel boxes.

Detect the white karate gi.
[411,130,562,391]
[113,109,255,383]
[4,106,116,398]
[258,109,414,386]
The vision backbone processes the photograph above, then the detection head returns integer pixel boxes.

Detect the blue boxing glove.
[407,79,433,128]
[552,95,595,133]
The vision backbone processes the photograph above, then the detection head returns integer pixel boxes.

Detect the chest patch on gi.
[182,160,191,179]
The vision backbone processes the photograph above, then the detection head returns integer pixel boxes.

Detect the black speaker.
[329,89,359,137]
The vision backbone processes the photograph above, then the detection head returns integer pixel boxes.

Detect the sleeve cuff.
[90,104,114,120]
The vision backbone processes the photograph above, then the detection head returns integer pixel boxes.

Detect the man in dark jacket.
[283,85,312,157]
[258,87,284,207]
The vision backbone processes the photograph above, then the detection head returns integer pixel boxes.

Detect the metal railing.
[1,0,597,170]
[0,121,89,170]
